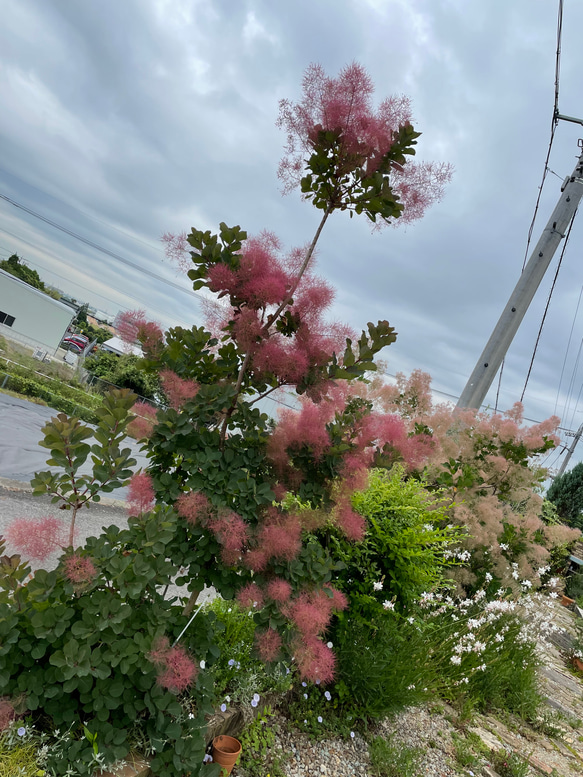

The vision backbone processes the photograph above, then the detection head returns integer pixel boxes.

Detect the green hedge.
[0,363,101,423]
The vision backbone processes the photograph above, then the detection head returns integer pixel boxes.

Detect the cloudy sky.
[1,0,583,471]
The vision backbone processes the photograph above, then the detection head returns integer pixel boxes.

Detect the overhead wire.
[554,283,583,414]
[520,207,577,401]
[493,0,564,407]
[0,191,213,305]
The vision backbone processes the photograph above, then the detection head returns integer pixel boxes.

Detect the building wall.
[0,269,76,352]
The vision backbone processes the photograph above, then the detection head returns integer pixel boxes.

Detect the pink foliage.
[256,628,282,662]
[127,472,155,516]
[162,231,191,274]
[231,308,263,352]
[160,370,199,410]
[236,582,265,610]
[290,593,332,637]
[175,491,211,526]
[208,513,249,563]
[266,578,293,603]
[256,511,302,562]
[293,634,336,684]
[288,586,346,640]
[148,637,198,693]
[128,401,157,440]
[335,500,366,541]
[116,310,164,356]
[243,548,269,572]
[63,553,97,585]
[276,62,452,224]
[6,516,67,561]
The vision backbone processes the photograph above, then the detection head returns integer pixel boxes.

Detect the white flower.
[199,660,206,669]
[512,570,519,580]
[500,543,509,551]
[549,592,558,599]
[373,581,383,591]
[383,600,395,610]
[407,616,415,624]
[327,642,333,648]
[407,684,416,690]
[485,572,493,582]
[450,655,462,665]
[521,579,532,589]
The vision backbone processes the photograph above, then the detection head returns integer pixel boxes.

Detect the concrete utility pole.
[457,143,583,410]
[555,420,583,478]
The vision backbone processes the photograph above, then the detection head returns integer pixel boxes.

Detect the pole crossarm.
[457,147,583,410]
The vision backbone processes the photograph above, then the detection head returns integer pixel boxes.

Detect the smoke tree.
[364,369,580,589]
[134,62,452,668]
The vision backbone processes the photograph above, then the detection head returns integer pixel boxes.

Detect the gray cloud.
[1,0,583,471]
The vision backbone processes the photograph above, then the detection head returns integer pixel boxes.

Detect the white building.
[0,268,76,353]
[100,336,143,357]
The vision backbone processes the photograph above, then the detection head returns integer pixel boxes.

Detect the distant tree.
[0,253,45,291]
[546,462,583,530]
[85,350,160,400]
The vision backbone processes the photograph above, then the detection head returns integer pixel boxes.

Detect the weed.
[452,732,480,769]
[239,706,287,777]
[368,735,422,777]
[489,748,530,777]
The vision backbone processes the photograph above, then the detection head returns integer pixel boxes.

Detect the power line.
[0,227,198,325]
[490,0,564,405]
[554,283,583,415]
[0,191,211,304]
[0,164,162,254]
[520,207,577,401]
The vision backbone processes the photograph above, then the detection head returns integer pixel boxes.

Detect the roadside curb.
[0,476,127,507]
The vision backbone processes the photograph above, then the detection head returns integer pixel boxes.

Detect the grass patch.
[368,735,422,777]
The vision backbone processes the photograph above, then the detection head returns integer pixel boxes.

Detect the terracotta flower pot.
[572,656,583,673]
[211,735,241,776]
[561,595,575,607]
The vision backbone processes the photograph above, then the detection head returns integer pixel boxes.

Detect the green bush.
[85,351,160,400]
[332,613,427,718]
[330,466,465,615]
[566,571,583,600]
[0,357,102,423]
[330,588,541,722]
[204,598,292,706]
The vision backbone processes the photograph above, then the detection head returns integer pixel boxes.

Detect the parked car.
[61,337,85,354]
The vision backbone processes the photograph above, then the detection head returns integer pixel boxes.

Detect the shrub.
[566,571,583,600]
[332,466,465,613]
[204,598,292,706]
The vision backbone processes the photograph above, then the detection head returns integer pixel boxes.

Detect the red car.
[61,336,87,353]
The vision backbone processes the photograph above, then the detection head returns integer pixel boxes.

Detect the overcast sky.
[1,0,583,472]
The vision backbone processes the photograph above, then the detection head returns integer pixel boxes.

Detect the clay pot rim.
[212,734,242,756]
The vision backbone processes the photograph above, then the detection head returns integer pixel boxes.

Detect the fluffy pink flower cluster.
[276,62,452,224]
[148,637,198,693]
[126,472,155,517]
[160,370,199,410]
[127,401,158,440]
[6,516,68,561]
[63,553,98,585]
[116,310,165,357]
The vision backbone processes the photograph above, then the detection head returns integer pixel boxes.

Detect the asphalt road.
[0,392,148,490]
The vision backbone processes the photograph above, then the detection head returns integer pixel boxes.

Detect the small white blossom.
[373,581,383,591]
[383,600,395,610]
